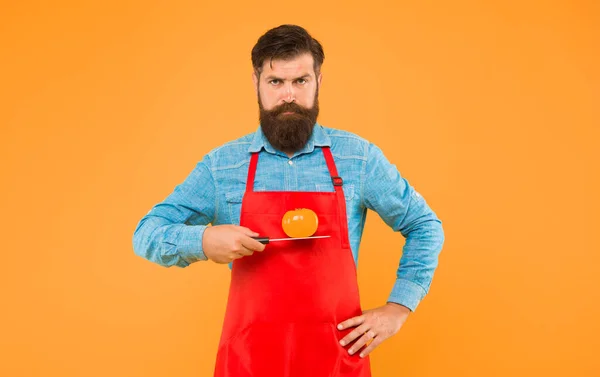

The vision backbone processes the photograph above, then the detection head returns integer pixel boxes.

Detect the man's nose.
[282,84,295,103]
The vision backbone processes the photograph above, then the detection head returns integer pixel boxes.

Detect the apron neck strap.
[247,152,259,192]
[246,147,342,192]
[321,147,344,192]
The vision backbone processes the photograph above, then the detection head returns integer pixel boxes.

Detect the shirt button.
[288,160,293,165]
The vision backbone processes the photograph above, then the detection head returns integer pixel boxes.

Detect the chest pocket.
[225,185,356,225]
[225,191,245,225]
[315,183,355,202]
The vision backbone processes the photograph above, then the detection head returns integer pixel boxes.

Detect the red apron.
[214,147,371,377]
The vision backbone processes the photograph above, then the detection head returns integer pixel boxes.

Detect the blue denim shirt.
[133,123,444,311]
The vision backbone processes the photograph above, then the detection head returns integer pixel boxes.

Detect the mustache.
[269,102,312,116]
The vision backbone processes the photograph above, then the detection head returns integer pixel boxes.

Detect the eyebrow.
[265,74,312,81]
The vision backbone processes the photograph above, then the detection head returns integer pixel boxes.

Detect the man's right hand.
[202,225,266,264]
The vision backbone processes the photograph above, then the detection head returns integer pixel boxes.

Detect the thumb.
[238,226,259,237]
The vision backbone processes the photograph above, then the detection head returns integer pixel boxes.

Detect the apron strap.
[322,147,351,249]
[246,152,259,192]
[322,147,342,188]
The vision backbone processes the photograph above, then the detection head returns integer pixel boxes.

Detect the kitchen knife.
[252,235,330,244]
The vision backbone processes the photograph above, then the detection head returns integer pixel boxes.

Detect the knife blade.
[252,235,330,244]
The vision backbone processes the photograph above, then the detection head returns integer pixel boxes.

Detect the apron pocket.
[215,322,369,377]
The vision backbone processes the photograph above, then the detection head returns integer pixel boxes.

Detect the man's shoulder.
[322,125,367,141]
[320,125,371,159]
[213,132,255,153]
[203,131,255,168]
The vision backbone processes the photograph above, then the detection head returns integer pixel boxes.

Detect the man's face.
[252,53,322,154]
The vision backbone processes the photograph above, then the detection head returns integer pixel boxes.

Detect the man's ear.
[252,71,259,95]
[317,72,323,88]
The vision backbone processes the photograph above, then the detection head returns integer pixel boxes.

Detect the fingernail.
[348,348,354,355]
[339,340,345,346]
[360,353,364,358]
[337,324,343,330]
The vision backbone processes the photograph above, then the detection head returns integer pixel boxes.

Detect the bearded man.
[133,24,445,377]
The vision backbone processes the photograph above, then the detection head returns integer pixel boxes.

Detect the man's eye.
[296,79,306,84]
[269,80,281,85]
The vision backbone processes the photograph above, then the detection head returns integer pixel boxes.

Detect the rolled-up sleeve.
[362,143,445,311]
[132,155,216,267]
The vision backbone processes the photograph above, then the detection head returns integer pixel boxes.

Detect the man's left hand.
[337,302,411,358]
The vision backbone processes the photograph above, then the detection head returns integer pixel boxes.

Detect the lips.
[278,111,296,116]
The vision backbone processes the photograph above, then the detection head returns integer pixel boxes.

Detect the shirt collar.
[248,122,331,156]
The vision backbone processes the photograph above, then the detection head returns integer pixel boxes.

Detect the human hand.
[202,225,266,264]
[337,302,411,358]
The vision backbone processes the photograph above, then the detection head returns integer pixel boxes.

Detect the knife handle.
[252,237,270,244]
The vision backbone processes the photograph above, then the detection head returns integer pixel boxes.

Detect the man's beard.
[258,91,319,154]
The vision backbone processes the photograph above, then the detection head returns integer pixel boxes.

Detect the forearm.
[133,216,208,267]
[388,216,444,311]
[132,157,216,268]
[362,143,445,311]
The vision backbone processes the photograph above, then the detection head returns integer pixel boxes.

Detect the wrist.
[385,301,411,315]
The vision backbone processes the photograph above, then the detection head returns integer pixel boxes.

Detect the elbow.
[132,220,152,262]
[423,216,445,251]
[132,221,188,268]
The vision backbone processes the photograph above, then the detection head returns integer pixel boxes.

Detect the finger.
[230,252,244,261]
[337,314,365,331]
[339,323,370,347]
[347,330,377,356]
[241,236,266,252]
[237,226,260,237]
[235,244,255,256]
[358,335,385,358]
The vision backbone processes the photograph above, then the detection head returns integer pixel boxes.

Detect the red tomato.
[281,208,319,238]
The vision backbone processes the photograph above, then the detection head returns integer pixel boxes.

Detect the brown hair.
[251,24,324,77]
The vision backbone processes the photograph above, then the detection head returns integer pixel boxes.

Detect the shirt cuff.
[177,225,208,262]
[387,278,427,312]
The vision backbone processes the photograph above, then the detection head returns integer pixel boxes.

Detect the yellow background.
[1,1,598,376]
